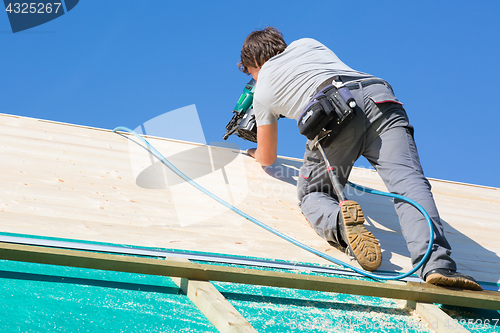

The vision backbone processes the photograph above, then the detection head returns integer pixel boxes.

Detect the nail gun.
[222,79,257,143]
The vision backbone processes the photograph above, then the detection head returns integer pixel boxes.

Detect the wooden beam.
[406,301,470,333]
[172,278,257,333]
[1,242,499,311]
[170,258,257,333]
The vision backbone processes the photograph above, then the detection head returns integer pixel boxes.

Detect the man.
[241,27,481,290]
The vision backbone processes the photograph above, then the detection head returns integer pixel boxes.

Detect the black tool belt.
[297,80,356,141]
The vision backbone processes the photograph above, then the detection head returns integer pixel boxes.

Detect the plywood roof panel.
[1,113,499,286]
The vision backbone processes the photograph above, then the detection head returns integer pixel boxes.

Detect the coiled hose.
[113,126,434,281]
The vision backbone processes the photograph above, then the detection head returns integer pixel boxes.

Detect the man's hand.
[246,122,278,166]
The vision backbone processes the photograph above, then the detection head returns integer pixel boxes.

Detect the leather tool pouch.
[298,85,356,141]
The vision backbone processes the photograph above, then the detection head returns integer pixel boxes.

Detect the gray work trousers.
[297,81,456,278]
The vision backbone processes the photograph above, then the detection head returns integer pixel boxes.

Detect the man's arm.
[246,122,278,166]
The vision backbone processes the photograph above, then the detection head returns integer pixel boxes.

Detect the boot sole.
[426,273,483,291]
[340,200,382,271]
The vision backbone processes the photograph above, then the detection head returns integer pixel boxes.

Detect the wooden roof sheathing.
[0,112,499,289]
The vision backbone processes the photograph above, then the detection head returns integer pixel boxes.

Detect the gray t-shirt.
[254,38,373,126]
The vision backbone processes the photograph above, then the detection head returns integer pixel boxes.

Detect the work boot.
[425,269,483,291]
[338,200,382,271]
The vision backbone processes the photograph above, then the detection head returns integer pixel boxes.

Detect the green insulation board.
[0,259,217,332]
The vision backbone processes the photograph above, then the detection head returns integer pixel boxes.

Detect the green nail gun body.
[223,79,257,143]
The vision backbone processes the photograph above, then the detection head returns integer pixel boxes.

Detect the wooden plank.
[173,278,257,333]
[171,259,257,333]
[0,242,499,311]
[406,301,470,333]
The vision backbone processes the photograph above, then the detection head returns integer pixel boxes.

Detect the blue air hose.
[113,126,434,281]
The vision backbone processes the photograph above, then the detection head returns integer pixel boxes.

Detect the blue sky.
[1,1,499,188]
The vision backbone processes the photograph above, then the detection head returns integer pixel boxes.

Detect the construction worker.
[241,27,482,290]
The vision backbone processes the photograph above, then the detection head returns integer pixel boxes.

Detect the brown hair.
[238,27,287,74]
